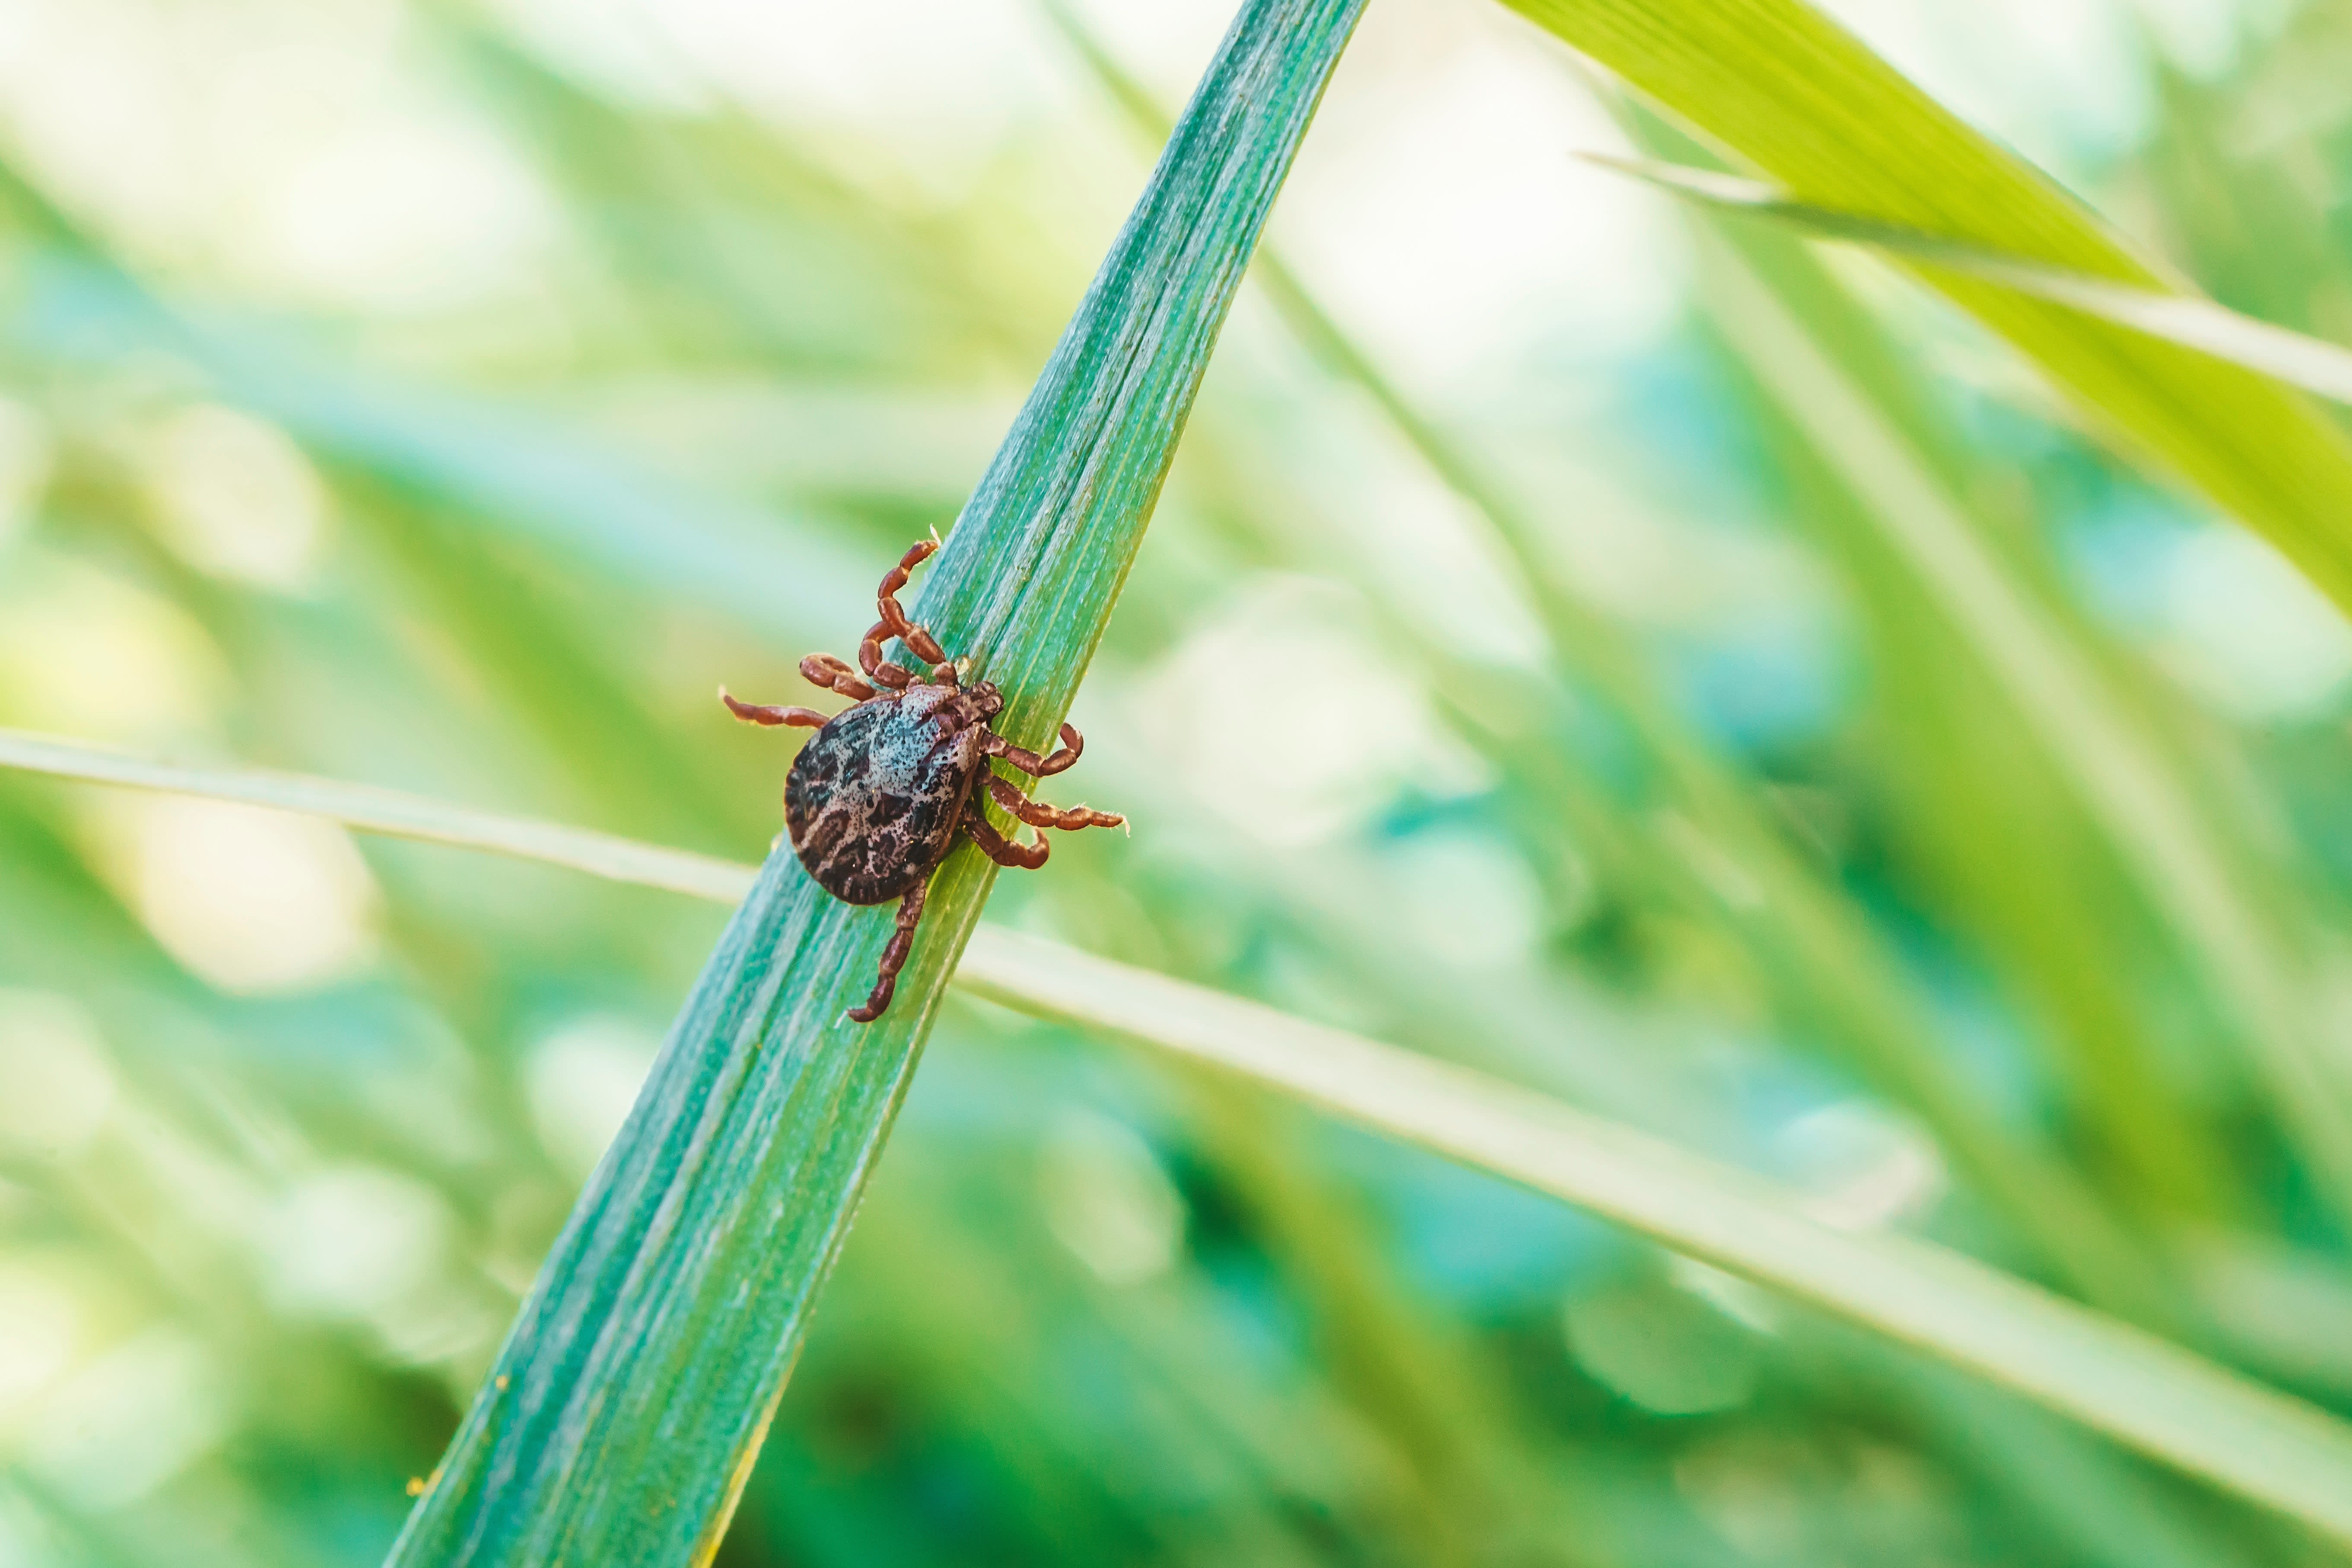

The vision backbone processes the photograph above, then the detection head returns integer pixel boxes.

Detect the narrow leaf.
[1591,156,2352,405]
[959,930,2352,1549]
[10,727,2352,1544]
[1497,0,2352,616]
[0,728,755,905]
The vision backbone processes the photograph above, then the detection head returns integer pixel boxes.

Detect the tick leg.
[721,690,828,728]
[963,795,1049,869]
[870,537,958,684]
[985,771,1124,832]
[799,653,874,702]
[848,878,929,1024]
[857,620,917,690]
[982,722,1087,779]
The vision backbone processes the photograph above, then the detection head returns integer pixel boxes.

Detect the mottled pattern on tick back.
[723,536,1124,1021]
[785,684,988,905]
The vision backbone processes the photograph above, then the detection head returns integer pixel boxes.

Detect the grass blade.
[350,2,1367,1560]
[960,931,2352,1549]
[0,728,757,904]
[11,727,2352,1543]
[1591,156,2352,404]
[1496,0,2352,616]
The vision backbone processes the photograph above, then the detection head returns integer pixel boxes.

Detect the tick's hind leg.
[721,690,829,728]
[848,879,929,1024]
[862,538,957,686]
[982,722,1088,779]
[984,771,1124,833]
[964,796,1049,870]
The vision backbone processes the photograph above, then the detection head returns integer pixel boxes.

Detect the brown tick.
[721,538,1124,1022]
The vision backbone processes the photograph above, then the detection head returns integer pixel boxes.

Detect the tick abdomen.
[785,696,980,905]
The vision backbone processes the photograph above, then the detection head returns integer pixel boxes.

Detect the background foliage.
[4,0,2352,1564]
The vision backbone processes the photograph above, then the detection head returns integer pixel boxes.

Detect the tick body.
[724,538,1123,1022]
[785,683,992,906]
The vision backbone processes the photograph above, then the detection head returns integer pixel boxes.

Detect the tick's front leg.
[721,690,829,728]
[856,618,917,690]
[866,538,958,686]
[799,653,875,701]
[877,540,952,666]
[848,878,929,1023]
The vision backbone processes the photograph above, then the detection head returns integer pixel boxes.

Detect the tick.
[722,537,1124,1022]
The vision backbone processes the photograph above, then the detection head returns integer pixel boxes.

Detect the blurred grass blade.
[1497,0,2352,615]
[363,2,1368,1562]
[11,728,2352,1543]
[1676,220,2352,1234]
[0,160,873,638]
[1592,156,2352,404]
[961,930,2352,1549]
[0,728,757,904]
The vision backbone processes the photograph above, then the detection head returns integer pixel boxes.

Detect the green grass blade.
[0,728,758,903]
[350,2,1366,1560]
[1496,0,2352,616]
[11,727,2352,1543]
[1592,156,2352,404]
[959,930,2352,1549]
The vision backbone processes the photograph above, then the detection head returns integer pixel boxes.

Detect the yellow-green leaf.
[1592,155,2352,404]
[1497,0,2352,613]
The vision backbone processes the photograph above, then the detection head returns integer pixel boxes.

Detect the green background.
[5,0,2352,1563]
